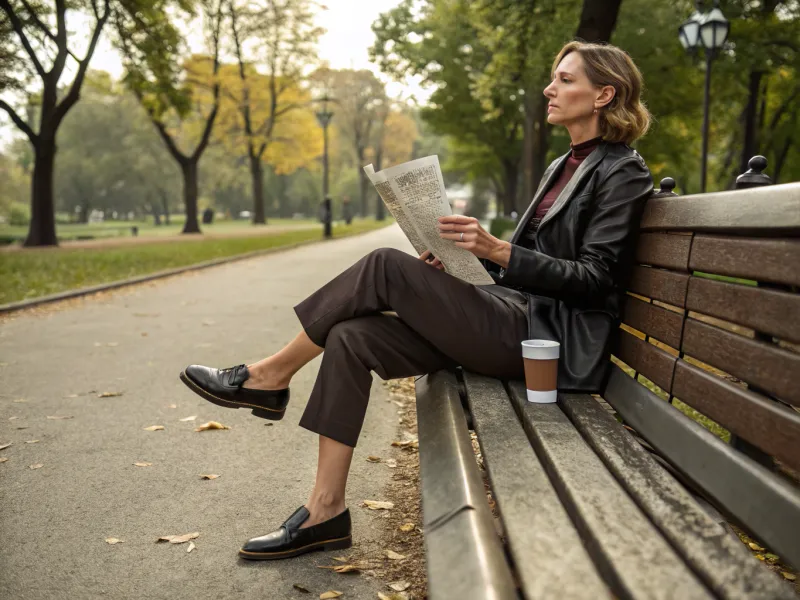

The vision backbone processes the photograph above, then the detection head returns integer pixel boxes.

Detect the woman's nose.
[543,82,555,97]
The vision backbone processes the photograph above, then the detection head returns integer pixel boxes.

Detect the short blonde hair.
[552,41,651,145]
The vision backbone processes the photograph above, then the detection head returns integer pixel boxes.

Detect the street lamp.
[315,94,334,238]
[679,0,729,193]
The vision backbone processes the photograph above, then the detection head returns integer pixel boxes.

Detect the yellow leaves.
[200,474,220,480]
[156,531,200,544]
[29,463,44,469]
[98,392,123,398]
[388,581,411,592]
[317,563,361,573]
[134,462,153,467]
[378,593,410,600]
[25,440,40,444]
[143,425,165,431]
[293,584,311,593]
[0,443,12,451]
[398,523,414,532]
[105,538,124,544]
[320,592,343,599]
[194,421,230,432]
[179,415,197,422]
[362,500,394,510]
[366,456,381,463]
[748,542,765,551]
[385,550,405,560]
[187,541,196,553]
[0,458,8,463]
[782,572,796,581]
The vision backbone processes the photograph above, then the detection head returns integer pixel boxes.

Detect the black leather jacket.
[483,141,653,392]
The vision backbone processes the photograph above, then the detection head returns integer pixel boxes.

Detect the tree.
[119,0,224,234]
[225,0,322,225]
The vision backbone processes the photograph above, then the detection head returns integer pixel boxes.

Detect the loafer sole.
[238,535,352,560]
[179,370,286,421]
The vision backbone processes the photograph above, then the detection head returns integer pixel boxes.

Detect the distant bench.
[415,158,800,599]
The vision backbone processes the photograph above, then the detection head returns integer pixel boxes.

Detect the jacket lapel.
[537,143,608,229]
[509,153,569,245]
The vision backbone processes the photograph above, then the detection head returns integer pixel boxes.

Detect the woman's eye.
[561,78,571,83]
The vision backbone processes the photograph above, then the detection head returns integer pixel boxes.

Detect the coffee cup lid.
[521,339,560,360]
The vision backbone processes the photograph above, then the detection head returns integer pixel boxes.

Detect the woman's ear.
[595,85,616,110]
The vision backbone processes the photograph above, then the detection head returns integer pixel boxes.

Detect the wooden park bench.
[415,158,800,599]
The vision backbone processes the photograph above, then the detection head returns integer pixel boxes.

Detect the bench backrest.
[605,176,800,567]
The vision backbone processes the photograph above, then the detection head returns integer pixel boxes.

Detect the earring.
[593,108,598,114]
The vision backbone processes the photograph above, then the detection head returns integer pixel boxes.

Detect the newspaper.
[364,156,494,286]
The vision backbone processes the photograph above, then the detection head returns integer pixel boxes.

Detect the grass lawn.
[0,219,391,305]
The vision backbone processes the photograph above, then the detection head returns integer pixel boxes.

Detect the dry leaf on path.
[200,474,220,480]
[0,457,8,463]
[134,462,153,467]
[187,541,196,553]
[98,392,123,398]
[783,572,797,581]
[195,421,230,432]
[143,425,165,431]
[29,463,44,469]
[385,550,405,560]
[156,532,200,544]
[179,416,197,422]
[362,500,394,510]
[366,456,381,463]
[399,523,414,532]
[378,593,410,600]
[13,398,27,403]
[388,581,411,592]
[318,564,361,573]
[293,584,310,593]
[65,394,79,398]
[105,538,124,544]
[0,443,12,451]
[47,415,74,420]
[25,440,40,444]
[385,459,397,468]
[332,556,349,562]
[748,542,765,551]
[169,404,177,409]
[8,416,19,420]
[320,592,343,599]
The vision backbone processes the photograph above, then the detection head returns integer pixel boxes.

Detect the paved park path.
[0,225,413,600]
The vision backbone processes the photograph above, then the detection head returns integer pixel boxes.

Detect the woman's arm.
[497,158,653,302]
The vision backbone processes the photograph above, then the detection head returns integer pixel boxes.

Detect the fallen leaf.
[332,556,349,562]
[144,425,165,431]
[25,440,40,444]
[195,421,230,431]
[65,394,79,398]
[386,459,397,468]
[0,457,8,463]
[187,541,196,553]
[385,550,405,560]
[320,592,343,599]
[179,415,197,422]
[134,462,153,467]
[389,581,411,592]
[264,423,273,427]
[764,553,779,564]
[0,443,11,451]
[14,399,27,403]
[782,572,796,581]
[363,500,394,510]
[15,426,29,430]
[105,538,124,544]
[318,564,361,573]
[29,463,44,469]
[47,415,74,420]
[98,392,123,398]
[156,532,200,544]
[755,554,765,561]
[366,456,381,463]
[748,542,765,551]
[399,523,414,532]
[293,584,310,593]
[169,404,177,409]
[8,416,19,420]
[200,474,220,480]
[378,593,410,600]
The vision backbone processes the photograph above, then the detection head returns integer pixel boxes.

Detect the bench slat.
[622,296,684,349]
[603,366,800,570]
[686,276,800,344]
[689,235,800,287]
[416,372,518,600]
[507,381,713,600]
[682,318,800,407]
[560,393,794,600]
[628,266,689,308]
[672,360,800,472]
[635,232,692,271]
[615,329,677,392]
[462,372,609,599]
[640,182,800,233]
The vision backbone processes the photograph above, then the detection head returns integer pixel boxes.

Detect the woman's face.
[543,52,606,127]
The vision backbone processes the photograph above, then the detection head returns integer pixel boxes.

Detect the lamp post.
[315,95,334,238]
[679,0,729,193]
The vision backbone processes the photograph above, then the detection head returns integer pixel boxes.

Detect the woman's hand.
[438,215,512,268]
[418,249,444,271]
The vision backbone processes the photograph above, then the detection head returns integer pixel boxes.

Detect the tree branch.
[0,98,38,143]
[0,0,46,77]
[17,0,80,62]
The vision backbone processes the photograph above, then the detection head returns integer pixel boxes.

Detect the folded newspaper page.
[364,156,494,286]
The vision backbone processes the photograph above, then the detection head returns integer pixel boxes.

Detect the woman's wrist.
[488,240,512,269]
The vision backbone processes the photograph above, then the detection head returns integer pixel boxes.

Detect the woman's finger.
[418,250,432,260]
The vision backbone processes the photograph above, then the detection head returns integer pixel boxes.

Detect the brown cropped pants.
[294,248,528,447]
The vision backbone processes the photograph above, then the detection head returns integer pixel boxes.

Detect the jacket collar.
[509,142,609,244]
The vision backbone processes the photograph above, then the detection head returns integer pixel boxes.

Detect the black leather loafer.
[238,506,352,560]
[179,364,290,421]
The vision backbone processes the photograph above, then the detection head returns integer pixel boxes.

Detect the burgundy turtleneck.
[521,136,602,244]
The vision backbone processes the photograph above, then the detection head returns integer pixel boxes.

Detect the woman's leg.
[243,330,322,391]
[301,435,352,528]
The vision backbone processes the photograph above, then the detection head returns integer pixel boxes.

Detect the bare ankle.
[245,360,291,390]
[302,491,346,527]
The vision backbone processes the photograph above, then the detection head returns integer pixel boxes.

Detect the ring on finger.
[460,232,464,241]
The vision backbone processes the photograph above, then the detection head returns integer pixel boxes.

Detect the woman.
[179,41,653,560]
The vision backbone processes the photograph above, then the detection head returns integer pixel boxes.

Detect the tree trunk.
[181,162,201,234]
[575,0,622,42]
[740,70,764,175]
[79,200,91,224]
[24,139,59,247]
[521,89,535,213]
[159,190,171,226]
[773,136,792,184]
[502,161,519,216]
[358,166,369,217]
[250,150,266,225]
